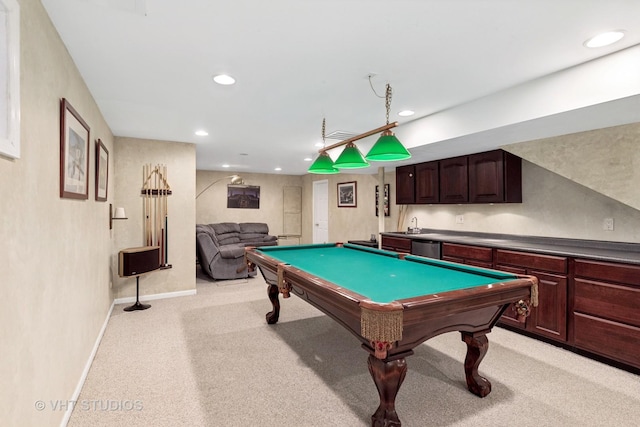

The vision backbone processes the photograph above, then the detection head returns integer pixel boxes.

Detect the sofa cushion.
[212,222,241,245]
[240,222,269,234]
[218,244,246,259]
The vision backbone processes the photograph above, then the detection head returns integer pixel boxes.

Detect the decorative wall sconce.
[110,203,128,229]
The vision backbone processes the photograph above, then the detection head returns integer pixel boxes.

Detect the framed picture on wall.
[0,0,20,159]
[376,184,390,217]
[60,98,90,199]
[227,184,260,209]
[337,181,357,207]
[95,139,108,201]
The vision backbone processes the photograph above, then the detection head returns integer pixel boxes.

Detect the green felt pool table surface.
[255,243,517,303]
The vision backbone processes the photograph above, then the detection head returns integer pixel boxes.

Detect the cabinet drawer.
[575,259,640,287]
[381,236,411,252]
[495,250,567,274]
[574,278,640,327]
[574,313,640,369]
[442,243,492,262]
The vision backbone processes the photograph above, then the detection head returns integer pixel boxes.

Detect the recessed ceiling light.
[274,167,282,171]
[398,110,415,117]
[584,31,625,48]
[314,142,325,148]
[195,130,208,136]
[304,157,313,162]
[213,74,236,85]
[222,164,230,168]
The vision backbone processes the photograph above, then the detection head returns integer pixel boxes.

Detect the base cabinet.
[441,242,492,268]
[572,259,640,370]
[381,235,640,372]
[380,236,412,253]
[495,250,568,342]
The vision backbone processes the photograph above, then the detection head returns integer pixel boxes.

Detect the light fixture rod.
[321,122,398,153]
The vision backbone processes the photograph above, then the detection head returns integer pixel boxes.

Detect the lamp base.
[123,276,151,312]
[124,301,151,311]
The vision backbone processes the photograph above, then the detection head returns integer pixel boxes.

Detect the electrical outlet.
[455,215,464,224]
[603,218,614,231]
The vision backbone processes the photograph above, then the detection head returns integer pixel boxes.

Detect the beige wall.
[196,170,303,237]
[0,1,115,425]
[113,137,196,299]
[398,160,640,243]
[299,122,640,245]
[301,172,396,244]
[504,121,640,211]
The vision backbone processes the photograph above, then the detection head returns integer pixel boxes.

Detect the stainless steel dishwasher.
[411,240,441,259]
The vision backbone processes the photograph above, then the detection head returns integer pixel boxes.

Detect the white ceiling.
[41,0,640,175]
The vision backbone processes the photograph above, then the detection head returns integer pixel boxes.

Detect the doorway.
[313,180,329,243]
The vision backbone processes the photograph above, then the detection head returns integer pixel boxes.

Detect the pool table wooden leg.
[266,283,280,324]
[461,331,491,397]
[368,354,407,427]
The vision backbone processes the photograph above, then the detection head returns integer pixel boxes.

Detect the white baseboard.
[60,288,196,426]
[60,300,115,427]
[113,288,197,305]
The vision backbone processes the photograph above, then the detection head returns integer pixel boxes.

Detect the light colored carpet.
[68,270,640,426]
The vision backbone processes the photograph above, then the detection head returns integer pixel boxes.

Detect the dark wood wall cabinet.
[384,235,640,373]
[468,150,522,203]
[395,149,522,205]
[415,161,439,204]
[395,164,416,205]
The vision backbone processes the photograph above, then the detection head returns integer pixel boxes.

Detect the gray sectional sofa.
[196,222,278,280]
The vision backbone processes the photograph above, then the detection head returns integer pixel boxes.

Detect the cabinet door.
[469,150,522,203]
[528,270,567,341]
[468,150,504,203]
[495,264,528,329]
[415,161,439,204]
[439,156,468,203]
[395,165,415,204]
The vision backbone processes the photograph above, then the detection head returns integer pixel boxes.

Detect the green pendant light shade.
[308,151,339,174]
[333,142,370,169]
[366,130,412,161]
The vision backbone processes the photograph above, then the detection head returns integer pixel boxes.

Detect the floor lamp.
[196,175,245,199]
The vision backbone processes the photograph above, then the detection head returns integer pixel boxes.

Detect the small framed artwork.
[0,0,20,159]
[60,98,90,199]
[376,184,390,217]
[337,181,357,207]
[95,139,108,201]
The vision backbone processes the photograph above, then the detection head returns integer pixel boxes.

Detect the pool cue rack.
[141,164,172,269]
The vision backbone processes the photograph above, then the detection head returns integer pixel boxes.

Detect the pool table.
[245,243,538,427]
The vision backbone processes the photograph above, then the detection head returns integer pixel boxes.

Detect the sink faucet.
[409,217,419,233]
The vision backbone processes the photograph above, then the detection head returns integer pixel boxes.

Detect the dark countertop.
[380,229,640,265]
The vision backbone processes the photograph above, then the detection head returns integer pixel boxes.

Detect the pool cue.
[143,165,148,246]
[164,166,169,265]
[162,165,168,265]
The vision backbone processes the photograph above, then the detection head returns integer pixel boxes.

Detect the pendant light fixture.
[366,83,411,161]
[308,118,339,174]
[333,141,370,169]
